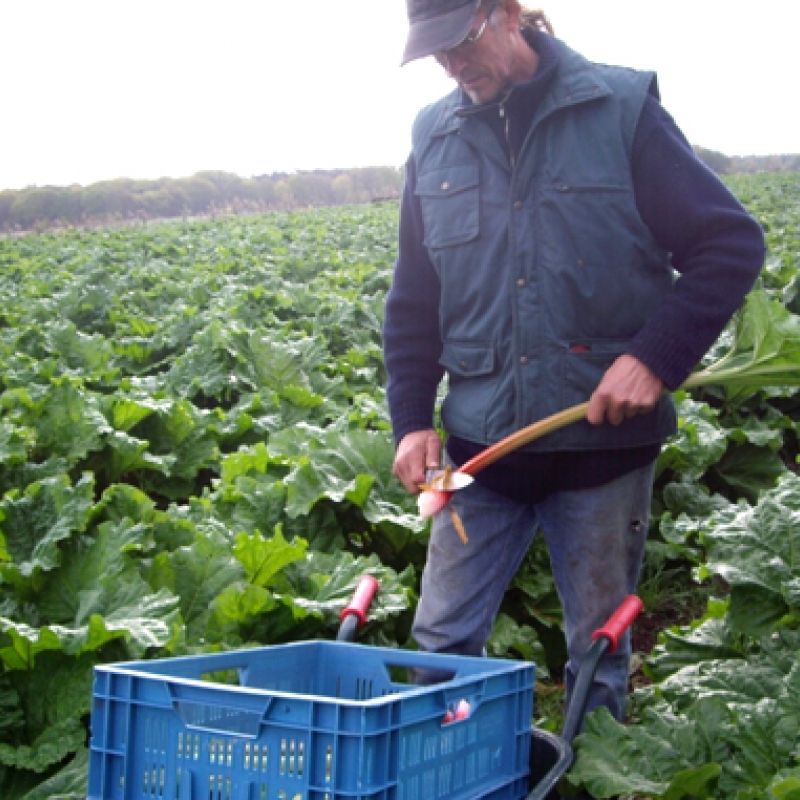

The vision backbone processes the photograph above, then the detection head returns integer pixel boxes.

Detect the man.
[384,0,765,735]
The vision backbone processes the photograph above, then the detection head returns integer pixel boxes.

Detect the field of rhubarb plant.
[1,172,800,799]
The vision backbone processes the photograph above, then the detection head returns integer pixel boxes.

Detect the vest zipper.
[499,103,515,169]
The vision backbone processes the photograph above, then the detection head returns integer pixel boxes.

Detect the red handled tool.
[337,575,380,643]
[526,595,644,800]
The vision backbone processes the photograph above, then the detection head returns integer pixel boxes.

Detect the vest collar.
[428,36,613,141]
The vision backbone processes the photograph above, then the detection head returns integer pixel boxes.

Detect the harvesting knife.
[424,468,474,492]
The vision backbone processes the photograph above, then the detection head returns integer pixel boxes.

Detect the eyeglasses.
[434,2,498,64]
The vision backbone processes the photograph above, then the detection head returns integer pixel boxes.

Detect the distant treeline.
[693,147,800,176]
[0,166,402,232]
[2,152,799,233]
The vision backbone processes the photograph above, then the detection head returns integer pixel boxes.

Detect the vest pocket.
[416,164,480,249]
[439,340,499,442]
[560,339,663,439]
[560,338,628,406]
[440,340,495,377]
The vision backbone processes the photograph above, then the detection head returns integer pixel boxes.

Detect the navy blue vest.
[411,38,676,450]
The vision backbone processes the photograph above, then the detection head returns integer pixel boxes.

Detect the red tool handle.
[591,595,643,652]
[339,575,380,626]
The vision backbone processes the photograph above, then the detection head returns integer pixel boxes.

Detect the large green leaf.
[146,530,243,643]
[684,290,800,399]
[282,502,347,551]
[657,396,729,482]
[578,630,800,799]
[0,624,62,670]
[486,613,547,673]
[0,422,31,467]
[509,537,562,630]
[79,581,180,657]
[644,599,745,682]
[92,481,157,527]
[699,472,800,634]
[109,392,173,432]
[2,380,110,463]
[717,656,800,798]
[232,526,306,587]
[36,517,152,624]
[16,748,89,800]
[103,430,177,480]
[652,634,792,714]
[765,769,800,800]
[0,652,95,773]
[280,549,413,626]
[570,703,726,799]
[43,321,115,377]
[269,425,423,531]
[0,718,85,773]
[0,474,95,589]
[1,580,179,663]
[163,321,239,400]
[131,398,220,479]
[208,582,280,644]
[707,442,786,504]
[214,473,288,538]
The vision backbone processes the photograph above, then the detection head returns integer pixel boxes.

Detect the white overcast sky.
[1,0,797,191]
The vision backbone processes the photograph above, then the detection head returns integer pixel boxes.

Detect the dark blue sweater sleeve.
[383,156,444,444]
[625,96,766,388]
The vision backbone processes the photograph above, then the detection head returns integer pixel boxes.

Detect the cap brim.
[401,0,481,65]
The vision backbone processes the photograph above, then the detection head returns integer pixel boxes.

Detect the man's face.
[435,2,519,105]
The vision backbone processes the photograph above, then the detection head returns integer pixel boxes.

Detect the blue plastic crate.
[88,641,534,800]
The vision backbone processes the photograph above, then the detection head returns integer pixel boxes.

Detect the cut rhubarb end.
[417,489,454,518]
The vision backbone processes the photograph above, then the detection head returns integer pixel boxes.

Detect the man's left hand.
[587,354,665,426]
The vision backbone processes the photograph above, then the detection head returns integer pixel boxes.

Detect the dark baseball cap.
[402,0,481,65]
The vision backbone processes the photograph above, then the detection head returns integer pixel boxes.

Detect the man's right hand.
[392,429,443,493]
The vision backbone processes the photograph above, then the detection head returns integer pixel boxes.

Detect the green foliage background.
[0,173,799,799]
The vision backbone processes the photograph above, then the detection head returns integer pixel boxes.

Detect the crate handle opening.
[385,662,456,686]
[173,699,275,738]
[200,668,242,686]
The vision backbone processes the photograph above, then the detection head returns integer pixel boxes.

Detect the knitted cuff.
[388,398,437,447]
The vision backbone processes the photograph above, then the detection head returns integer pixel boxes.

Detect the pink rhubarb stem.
[457,401,591,477]
[451,373,704,482]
